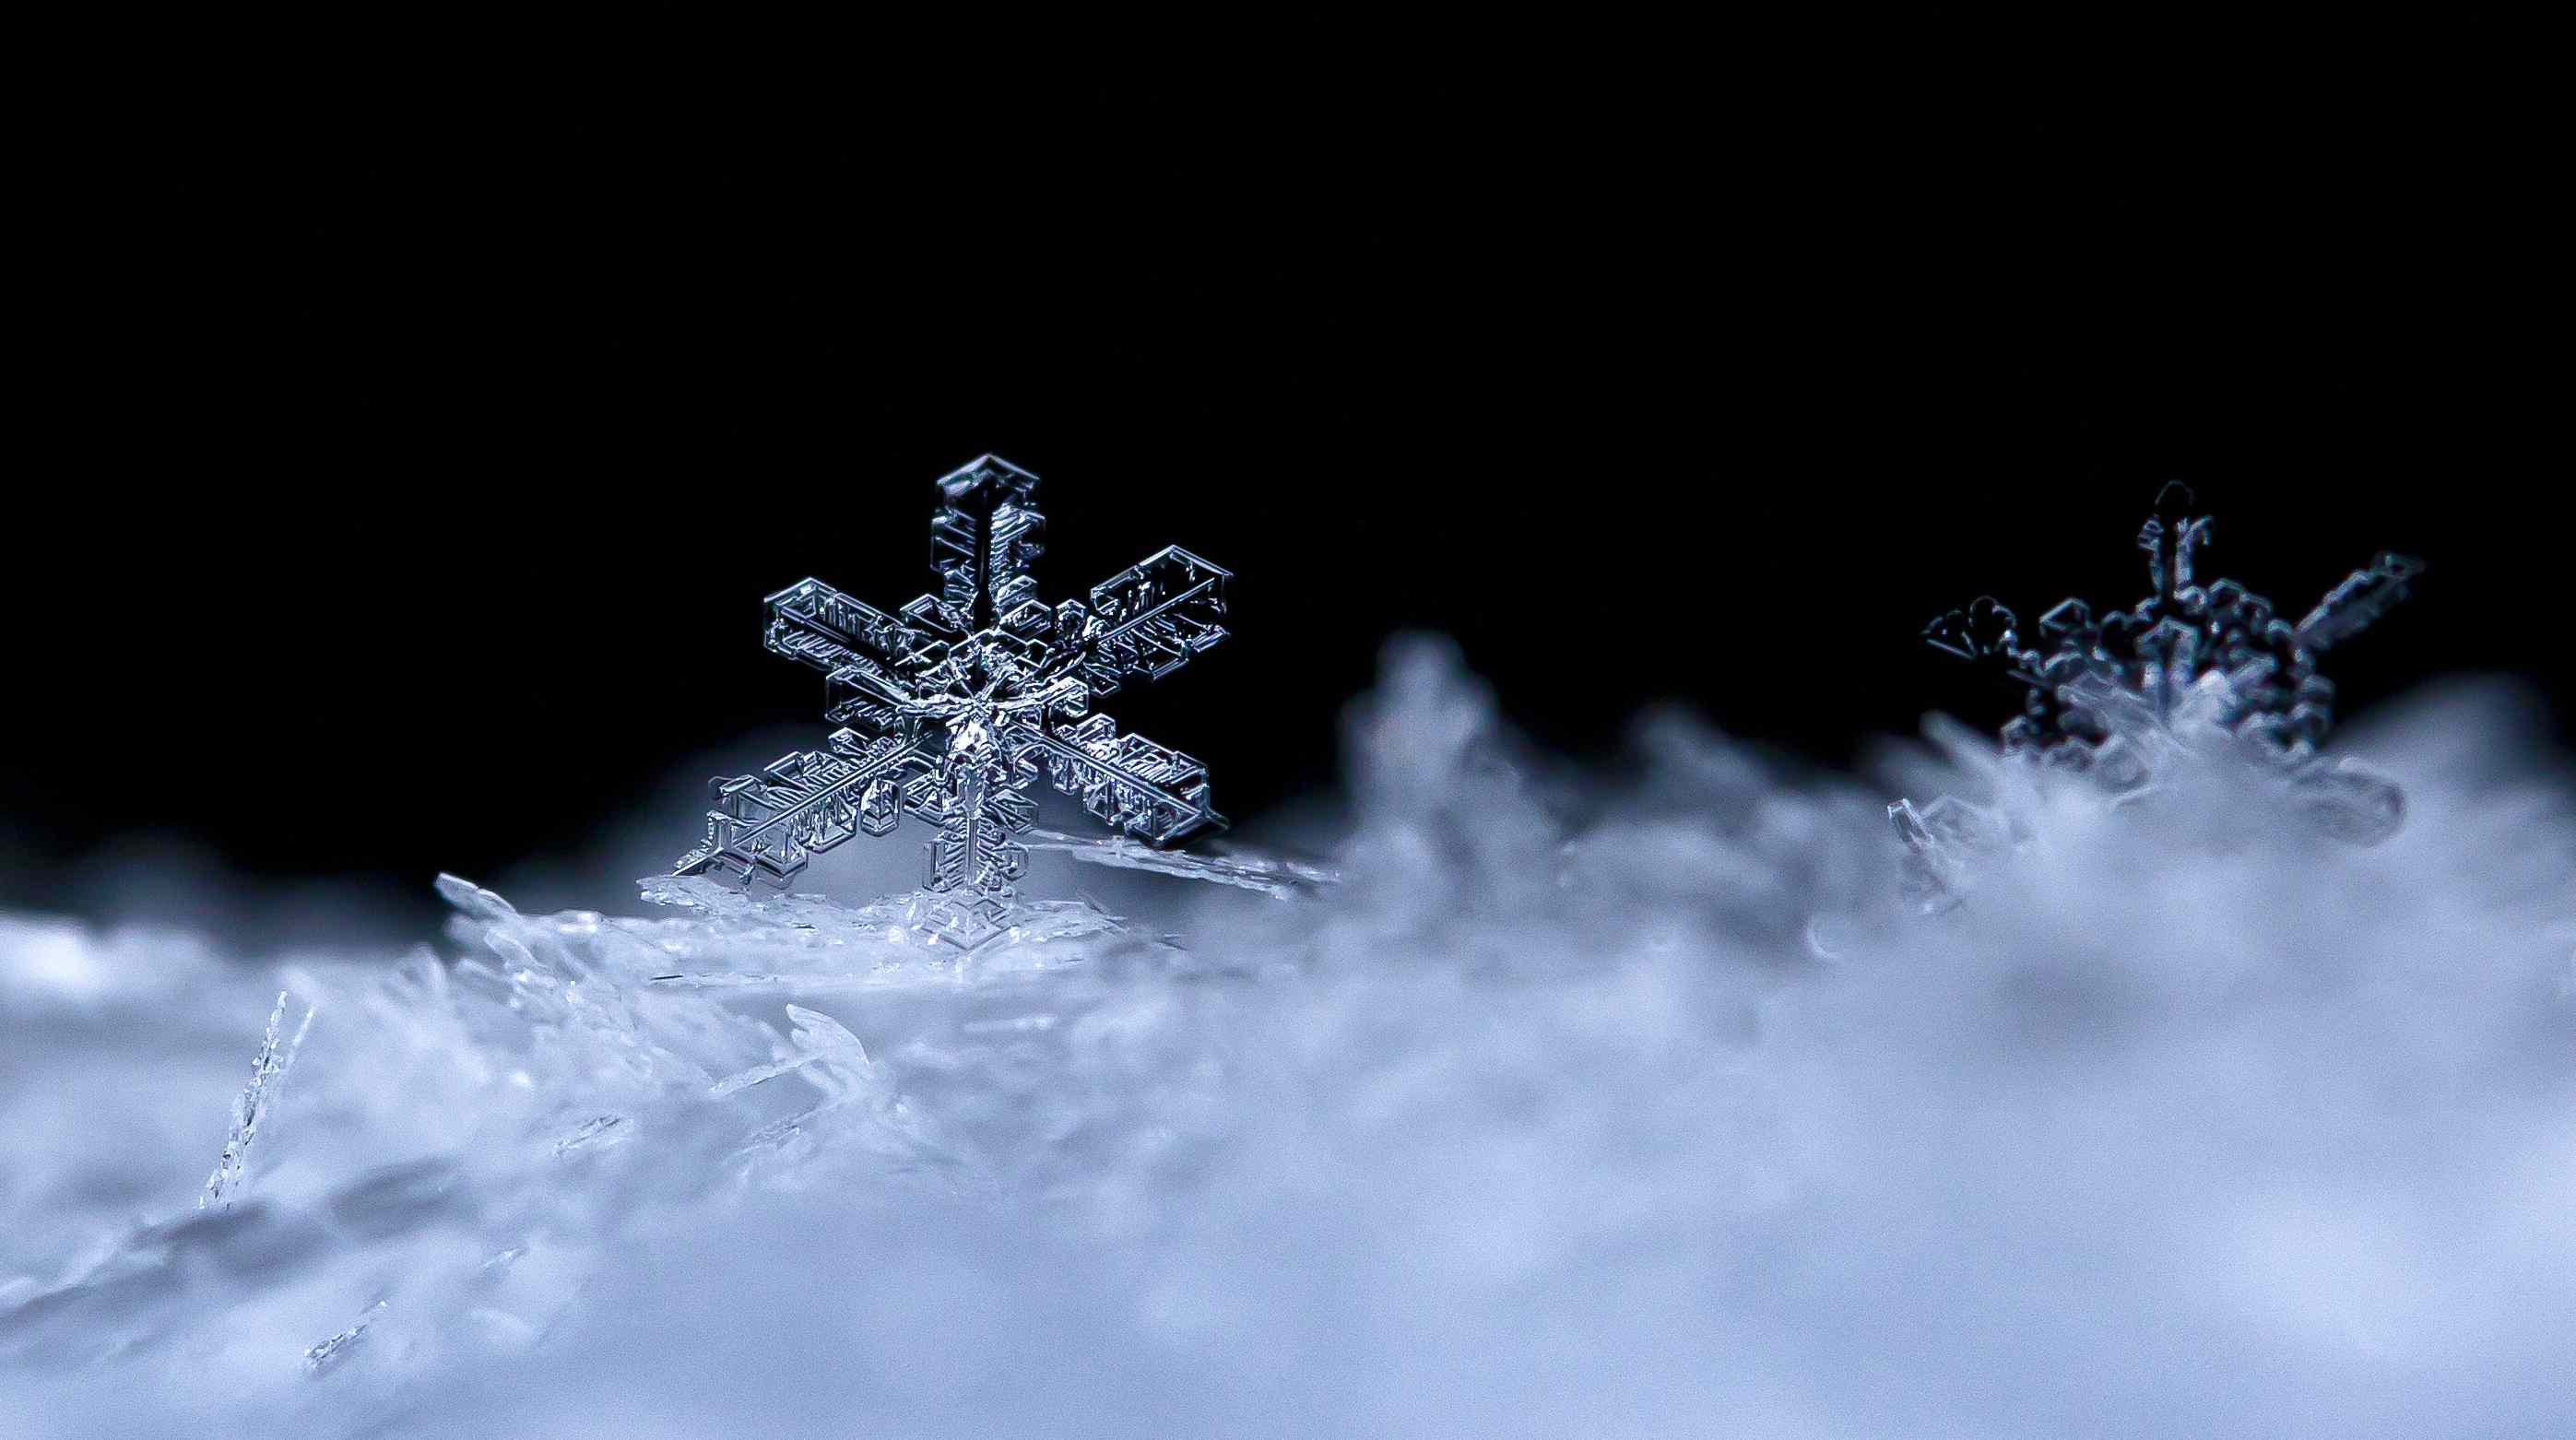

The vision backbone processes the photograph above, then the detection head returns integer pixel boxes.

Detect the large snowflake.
[676,455,1232,947]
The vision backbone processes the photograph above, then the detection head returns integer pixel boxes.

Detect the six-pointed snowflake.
[677,455,1231,947]
[1893,483,2422,908]
[1920,481,2418,779]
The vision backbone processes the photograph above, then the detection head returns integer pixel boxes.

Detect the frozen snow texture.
[675,454,1234,946]
[2,638,2571,1440]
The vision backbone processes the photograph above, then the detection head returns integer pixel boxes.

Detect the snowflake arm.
[1065,546,1233,694]
[1021,713,1224,846]
[2297,551,2422,650]
[929,454,1047,632]
[677,733,929,892]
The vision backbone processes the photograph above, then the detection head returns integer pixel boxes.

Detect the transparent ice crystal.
[675,455,1233,948]
[1894,482,2420,906]
[301,1298,385,1375]
[1018,825,1342,899]
[198,989,314,1210]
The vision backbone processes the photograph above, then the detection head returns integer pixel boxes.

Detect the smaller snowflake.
[1923,481,2417,776]
[1893,483,2420,909]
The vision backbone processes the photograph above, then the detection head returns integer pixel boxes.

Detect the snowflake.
[676,455,1231,947]
[1922,481,2417,773]
[1893,482,2420,908]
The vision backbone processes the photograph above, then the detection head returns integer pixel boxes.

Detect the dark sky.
[7,63,2556,939]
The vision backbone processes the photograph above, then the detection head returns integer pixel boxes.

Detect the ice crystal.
[198,989,314,1210]
[1018,826,1342,898]
[1895,483,2421,904]
[707,1005,871,1097]
[551,1115,630,1155]
[301,1298,385,1376]
[1924,481,2416,771]
[633,873,1134,990]
[675,454,1234,948]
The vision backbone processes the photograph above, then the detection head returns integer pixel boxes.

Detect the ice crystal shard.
[709,1006,871,1098]
[552,1115,630,1155]
[1017,826,1341,898]
[199,990,314,1210]
[1897,484,2421,901]
[301,1299,384,1376]
[1886,793,2011,913]
[674,455,1233,947]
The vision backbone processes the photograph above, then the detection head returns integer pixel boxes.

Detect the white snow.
[3,638,2570,1439]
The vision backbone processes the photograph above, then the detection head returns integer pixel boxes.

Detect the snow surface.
[4,637,2572,1439]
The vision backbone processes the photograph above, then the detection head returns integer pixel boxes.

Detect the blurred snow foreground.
[5,639,2575,1440]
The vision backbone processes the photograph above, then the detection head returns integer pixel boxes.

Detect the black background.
[7,53,2558,942]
